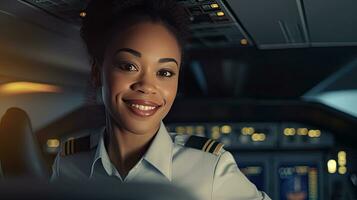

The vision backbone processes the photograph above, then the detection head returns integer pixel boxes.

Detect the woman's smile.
[123,99,163,117]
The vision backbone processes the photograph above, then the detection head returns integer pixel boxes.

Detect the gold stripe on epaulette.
[202,139,212,151]
[205,140,216,153]
[213,143,224,156]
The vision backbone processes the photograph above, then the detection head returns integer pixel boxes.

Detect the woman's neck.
[105,115,159,178]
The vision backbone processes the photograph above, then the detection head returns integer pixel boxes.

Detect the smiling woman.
[50,1,270,199]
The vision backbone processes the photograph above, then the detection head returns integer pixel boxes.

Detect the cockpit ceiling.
[21,0,357,49]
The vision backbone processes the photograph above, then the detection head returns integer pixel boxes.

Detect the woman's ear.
[91,59,102,87]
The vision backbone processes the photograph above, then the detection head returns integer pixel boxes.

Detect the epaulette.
[175,135,225,156]
[60,135,91,157]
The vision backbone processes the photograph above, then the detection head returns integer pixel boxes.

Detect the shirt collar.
[89,122,173,181]
[143,122,173,181]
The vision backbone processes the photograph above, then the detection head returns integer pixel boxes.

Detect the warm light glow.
[221,125,232,134]
[251,133,266,142]
[0,82,62,94]
[297,128,308,136]
[195,126,205,135]
[284,128,296,136]
[338,151,347,166]
[216,11,225,16]
[242,127,254,135]
[308,130,321,138]
[175,126,185,134]
[327,159,337,173]
[338,166,347,174]
[186,126,194,135]
[211,131,220,139]
[210,3,219,8]
[79,11,87,18]
[47,139,60,148]
[240,39,248,46]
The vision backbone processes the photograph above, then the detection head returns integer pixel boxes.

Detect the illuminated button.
[186,126,194,135]
[195,126,205,135]
[47,139,60,148]
[297,128,308,136]
[211,130,220,139]
[338,166,347,174]
[175,126,185,134]
[308,130,321,138]
[241,127,254,135]
[327,159,337,173]
[221,125,232,134]
[338,151,347,166]
[79,11,87,18]
[283,128,296,136]
[251,133,266,142]
[240,39,248,46]
[216,11,225,16]
[210,3,219,9]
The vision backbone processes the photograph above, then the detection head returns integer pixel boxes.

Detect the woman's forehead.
[108,22,181,61]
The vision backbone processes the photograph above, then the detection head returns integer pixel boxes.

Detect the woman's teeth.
[130,104,156,111]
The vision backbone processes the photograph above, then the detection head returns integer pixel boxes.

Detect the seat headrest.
[0,107,47,179]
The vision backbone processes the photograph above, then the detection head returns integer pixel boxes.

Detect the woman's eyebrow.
[115,48,141,57]
[158,58,178,66]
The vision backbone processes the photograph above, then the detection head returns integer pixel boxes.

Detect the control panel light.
[283,128,296,136]
[240,39,248,46]
[195,126,205,135]
[338,166,347,174]
[221,125,232,134]
[327,159,337,173]
[308,130,321,138]
[175,126,185,134]
[297,128,308,136]
[210,3,219,8]
[211,131,221,139]
[0,82,62,94]
[79,11,87,18]
[186,126,194,135]
[251,133,266,142]
[338,151,347,166]
[241,127,254,135]
[216,11,225,16]
[47,139,60,148]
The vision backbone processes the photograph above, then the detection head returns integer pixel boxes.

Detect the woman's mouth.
[123,99,162,117]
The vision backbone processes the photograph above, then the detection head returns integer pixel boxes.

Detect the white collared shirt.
[52,122,271,200]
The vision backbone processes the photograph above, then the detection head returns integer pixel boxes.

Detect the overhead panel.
[225,0,309,49]
[303,0,357,47]
[178,0,253,48]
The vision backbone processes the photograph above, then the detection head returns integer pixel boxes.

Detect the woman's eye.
[157,69,175,77]
[116,62,138,71]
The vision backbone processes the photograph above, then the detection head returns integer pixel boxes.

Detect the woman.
[52,0,271,199]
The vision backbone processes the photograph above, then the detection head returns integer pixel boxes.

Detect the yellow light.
[242,127,254,135]
[186,126,194,135]
[338,151,347,166]
[240,39,248,46]
[327,159,337,173]
[0,82,62,94]
[296,166,308,174]
[216,11,225,17]
[284,128,296,136]
[195,126,205,135]
[297,128,308,136]
[210,3,219,8]
[251,133,266,142]
[211,131,220,139]
[308,130,321,138]
[175,126,185,134]
[221,125,232,134]
[79,11,87,18]
[47,139,60,148]
[338,166,347,174]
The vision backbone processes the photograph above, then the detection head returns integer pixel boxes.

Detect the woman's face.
[100,22,181,135]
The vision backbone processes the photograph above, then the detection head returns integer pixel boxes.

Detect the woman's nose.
[130,73,157,94]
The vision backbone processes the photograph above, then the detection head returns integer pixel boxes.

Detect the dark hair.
[81,0,190,72]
